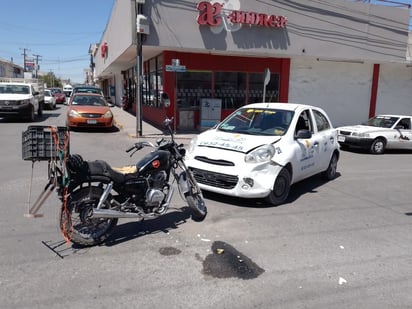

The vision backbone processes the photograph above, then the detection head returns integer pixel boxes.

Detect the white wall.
[376,64,412,115]
[289,57,372,127]
[94,0,134,77]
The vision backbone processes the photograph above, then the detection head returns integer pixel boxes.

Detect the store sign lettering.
[197,1,287,29]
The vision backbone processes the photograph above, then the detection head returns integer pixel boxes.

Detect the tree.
[39,72,63,88]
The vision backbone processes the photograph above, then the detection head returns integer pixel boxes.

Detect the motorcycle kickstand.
[24,162,56,218]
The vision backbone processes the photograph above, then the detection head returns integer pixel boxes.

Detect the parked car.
[66,93,114,130]
[337,115,412,154]
[67,85,104,105]
[49,87,66,104]
[44,89,56,110]
[185,102,340,205]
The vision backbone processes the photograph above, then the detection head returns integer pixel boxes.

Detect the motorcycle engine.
[145,172,166,207]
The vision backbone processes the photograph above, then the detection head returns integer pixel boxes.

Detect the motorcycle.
[56,117,207,246]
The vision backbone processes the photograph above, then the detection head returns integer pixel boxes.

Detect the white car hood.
[195,129,281,153]
[339,125,388,134]
[0,94,31,100]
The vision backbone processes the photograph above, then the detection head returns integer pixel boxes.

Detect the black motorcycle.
[57,118,207,246]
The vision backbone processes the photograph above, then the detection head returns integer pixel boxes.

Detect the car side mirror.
[295,129,312,139]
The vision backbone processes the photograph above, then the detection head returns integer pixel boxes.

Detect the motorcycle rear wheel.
[60,186,118,247]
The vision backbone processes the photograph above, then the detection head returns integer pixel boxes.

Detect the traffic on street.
[0,106,411,308]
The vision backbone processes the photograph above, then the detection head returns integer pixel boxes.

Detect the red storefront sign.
[197,1,287,28]
[101,42,108,58]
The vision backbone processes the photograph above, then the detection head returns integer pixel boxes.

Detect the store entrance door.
[200,98,222,131]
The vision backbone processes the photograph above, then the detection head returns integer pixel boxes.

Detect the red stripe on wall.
[369,64,380,118]
[279,58,290,103]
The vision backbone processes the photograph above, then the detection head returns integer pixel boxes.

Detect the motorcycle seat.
[87,160,138,184]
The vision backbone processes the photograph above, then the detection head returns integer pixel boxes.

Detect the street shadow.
[68,125,120,133]
[202,172,342,208]
[103,207,192,247]
[340,147,412,155]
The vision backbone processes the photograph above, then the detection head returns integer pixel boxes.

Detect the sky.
[0,0,114,84]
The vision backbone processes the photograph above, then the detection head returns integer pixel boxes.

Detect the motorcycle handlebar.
[126,142,143,153]
[126,141,156,153]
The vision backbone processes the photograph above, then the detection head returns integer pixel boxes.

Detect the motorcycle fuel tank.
[137,150,170,175]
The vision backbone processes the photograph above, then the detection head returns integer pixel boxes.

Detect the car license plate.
[87,119,97,124]
[337,135,345,142]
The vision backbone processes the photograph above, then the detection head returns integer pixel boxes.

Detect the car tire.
[37,102,43,117]
[265,167,291,206]
[27,105,35,122]
[370,137,385,154]
[322,152,338,180]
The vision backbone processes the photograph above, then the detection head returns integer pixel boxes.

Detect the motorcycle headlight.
[245,144,275,163]
[187,135,198,154]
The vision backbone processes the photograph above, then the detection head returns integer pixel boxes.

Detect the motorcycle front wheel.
[60,186,118,247]
[184,174,207,222]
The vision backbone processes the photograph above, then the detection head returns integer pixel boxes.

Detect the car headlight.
[69,110,81,118]
[103,110,113,118]
[353,132,370,138]
[187,135,198,154]
[245,144,275,163]
[18,99,31,105]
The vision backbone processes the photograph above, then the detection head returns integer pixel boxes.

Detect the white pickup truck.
[0,78,45,121]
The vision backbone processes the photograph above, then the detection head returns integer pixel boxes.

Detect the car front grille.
[80,113,101,118]
[194,156,235,166]
[338,130,352,136]
[190,167,238,189]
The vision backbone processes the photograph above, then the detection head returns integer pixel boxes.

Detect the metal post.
[174,71,177,133]
[135,1,143,137]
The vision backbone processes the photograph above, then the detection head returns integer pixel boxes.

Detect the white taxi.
[337,115,412,154]
[186,103,340,205]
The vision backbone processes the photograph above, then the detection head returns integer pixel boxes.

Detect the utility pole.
[33,54,42,78]
[135,0,144,137]
[20,48,30,72]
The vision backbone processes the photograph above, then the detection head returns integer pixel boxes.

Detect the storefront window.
[143,55,164,108]
[248,73,279,103]
[214,72,246,109]
[176,71,212,108]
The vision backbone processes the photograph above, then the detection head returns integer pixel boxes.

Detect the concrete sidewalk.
[111,106,196,142]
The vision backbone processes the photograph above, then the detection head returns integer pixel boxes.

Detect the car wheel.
[265,167,291,206]
[37,102,43,117]
[322,152,338,180]
[370,137,385,154]
[27,105,35,122]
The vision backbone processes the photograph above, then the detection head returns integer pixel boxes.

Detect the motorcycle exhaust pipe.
[90,208,142,219]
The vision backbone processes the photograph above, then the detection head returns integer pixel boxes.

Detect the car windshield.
[218,107,294,136]
[72,96,107,106]
[0,85,30,94]
[45,90,52,96]
[364,116,399,128]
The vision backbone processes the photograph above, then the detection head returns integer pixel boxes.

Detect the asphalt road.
[0,105,411,309]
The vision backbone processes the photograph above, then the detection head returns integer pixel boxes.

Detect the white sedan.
[44,89,56,110]
[186,103,340,205]
[337,115,412,154]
